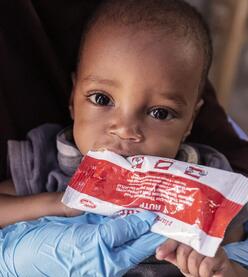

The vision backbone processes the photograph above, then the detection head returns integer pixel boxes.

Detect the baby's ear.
[193,98,204,119]
[69,102,74,120]
[71,72,76,86]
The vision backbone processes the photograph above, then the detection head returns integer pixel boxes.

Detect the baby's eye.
[148,107,175,120]
[87,92,113,106]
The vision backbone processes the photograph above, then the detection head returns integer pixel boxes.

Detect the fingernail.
[155,250,164,260]
[156,246,162,253]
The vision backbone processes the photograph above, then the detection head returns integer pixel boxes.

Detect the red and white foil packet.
[62,150,248,257]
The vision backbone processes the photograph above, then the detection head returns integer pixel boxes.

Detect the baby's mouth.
[93,146,136,158]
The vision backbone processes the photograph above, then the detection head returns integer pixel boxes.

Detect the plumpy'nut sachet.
[62,150,248,257]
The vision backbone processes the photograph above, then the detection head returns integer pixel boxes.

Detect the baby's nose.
[108,116,144,142]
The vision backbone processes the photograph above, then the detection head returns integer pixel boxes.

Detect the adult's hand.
[0,211,166,276]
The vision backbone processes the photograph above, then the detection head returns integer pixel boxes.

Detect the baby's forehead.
[82,0,208,55]
[76,0,211,97]
[85,22,200,56]
[82,23,202,72]
[83,24,203,102]
[80,19,204,80]
[78,25,201,101]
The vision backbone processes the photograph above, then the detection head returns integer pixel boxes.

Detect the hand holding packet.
[0,212,165,276]
[62,150,248,257]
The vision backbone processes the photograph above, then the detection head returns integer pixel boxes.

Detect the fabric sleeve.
[8,124,70,196]
[224,239,248,269]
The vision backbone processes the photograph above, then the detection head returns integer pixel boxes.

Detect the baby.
[1,0,247,276]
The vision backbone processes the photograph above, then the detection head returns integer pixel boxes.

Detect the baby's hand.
[156,239,239,277]
[56,192,83,217]
[63,205,83,217]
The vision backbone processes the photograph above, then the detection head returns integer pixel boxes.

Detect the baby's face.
[71,25,203,158]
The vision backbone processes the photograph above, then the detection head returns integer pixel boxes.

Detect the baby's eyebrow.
[157,91,188,107]
[82,75,120,88]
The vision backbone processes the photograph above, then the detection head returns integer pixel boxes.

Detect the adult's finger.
[99,211,157,247]
[116,231,167,265]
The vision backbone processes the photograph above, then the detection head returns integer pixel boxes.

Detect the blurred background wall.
[187,0,248,133]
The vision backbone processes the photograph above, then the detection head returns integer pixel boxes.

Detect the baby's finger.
[176,244,193,274]
[156,239,178,260]
[187,250,205,277]
[163,252,177,266]
[199,248,227,277]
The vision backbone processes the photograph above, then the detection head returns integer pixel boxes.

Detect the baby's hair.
[77,0,213,95]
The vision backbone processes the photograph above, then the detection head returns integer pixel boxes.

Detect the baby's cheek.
[153,140,180,159]
[73,128,91,155]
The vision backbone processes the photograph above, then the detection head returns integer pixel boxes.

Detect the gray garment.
[8,124,71,195]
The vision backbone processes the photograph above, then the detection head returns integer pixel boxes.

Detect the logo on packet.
[80,198,96,209]
[131,157,144,169]
[184,165,208,179]
[154,159,174,170]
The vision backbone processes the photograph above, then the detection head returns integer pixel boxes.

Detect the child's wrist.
[51,192,82,217]
[46,191,66,216]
